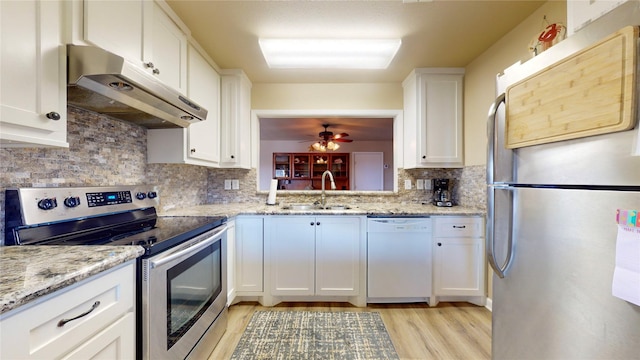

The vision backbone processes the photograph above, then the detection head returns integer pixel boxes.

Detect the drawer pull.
[57,301,100,327]
[452,225,466,229]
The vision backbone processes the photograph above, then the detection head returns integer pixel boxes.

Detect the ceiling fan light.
[327,141,339,150]
[259,38,401,69]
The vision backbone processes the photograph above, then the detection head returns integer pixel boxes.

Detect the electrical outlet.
[416,179,424,190]
[404,179,412,190]
[224,179,232,190]
[231,179,240,190]
[424,179,432,190]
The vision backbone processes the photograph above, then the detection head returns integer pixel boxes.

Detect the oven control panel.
[6,186,160,226]
[87,191,133,207]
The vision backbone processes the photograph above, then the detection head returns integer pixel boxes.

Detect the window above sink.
[254,109,402,193]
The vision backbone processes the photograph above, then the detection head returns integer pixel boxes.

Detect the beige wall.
[246,1,568,305]
[251,0,566,168]
[464,0,566,300]
[252,83,403,110]
[464,0,566,166]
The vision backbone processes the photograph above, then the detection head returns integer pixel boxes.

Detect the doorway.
[351,152,384,191]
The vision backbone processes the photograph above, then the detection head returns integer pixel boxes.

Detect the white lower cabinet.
[0,262,135,359]
[265,216,365,306]
[432,216,485,306]
[235,216,264,294]
[226,218,236,304]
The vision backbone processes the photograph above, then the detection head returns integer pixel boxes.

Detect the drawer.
[433,216,484,237]
[0,262,135,359]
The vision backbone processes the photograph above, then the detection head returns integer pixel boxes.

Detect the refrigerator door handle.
[487,185,514,279]
[487,93,506,185]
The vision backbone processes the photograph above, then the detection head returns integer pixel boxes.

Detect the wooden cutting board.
[505,26,638,149]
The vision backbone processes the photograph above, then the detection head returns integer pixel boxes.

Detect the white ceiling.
[165,0,545,140]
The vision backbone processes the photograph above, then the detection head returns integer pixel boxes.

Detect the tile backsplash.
[0,107,234,244]
[0,106,486,245]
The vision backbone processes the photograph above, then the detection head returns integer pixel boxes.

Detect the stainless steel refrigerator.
[486,3,640,359]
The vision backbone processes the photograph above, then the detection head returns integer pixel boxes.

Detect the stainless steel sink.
[281,203,318,210]
[280,203,352,210]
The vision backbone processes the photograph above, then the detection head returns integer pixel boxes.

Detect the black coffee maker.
[433,179,453,207]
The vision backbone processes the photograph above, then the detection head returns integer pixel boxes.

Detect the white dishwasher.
[367,217,432,303]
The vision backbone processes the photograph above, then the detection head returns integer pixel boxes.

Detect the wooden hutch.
[273,153,349,190]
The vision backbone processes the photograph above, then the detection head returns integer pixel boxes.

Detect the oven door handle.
[150,225,227,269]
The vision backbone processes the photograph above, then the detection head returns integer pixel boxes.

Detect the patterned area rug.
[230,311,400,360]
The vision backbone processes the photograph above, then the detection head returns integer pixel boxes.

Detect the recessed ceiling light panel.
[259,38,402,69]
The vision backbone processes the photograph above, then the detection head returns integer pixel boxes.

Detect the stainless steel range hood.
[67,45,207,129]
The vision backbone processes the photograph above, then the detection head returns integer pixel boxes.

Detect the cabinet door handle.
[190,148,196,153]
[152,68,160,75]
[57,301,100,327]
[452,225,466,229]
[144,62,155,69]
[46,112,61,121]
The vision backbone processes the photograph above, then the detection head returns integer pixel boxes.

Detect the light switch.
[404,179,412,190]
[424,179,432,190]
[231,179,240,189]
[416,179,424,190]
[224,180,232,190]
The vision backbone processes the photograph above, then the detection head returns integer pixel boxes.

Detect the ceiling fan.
[309,124,352,152]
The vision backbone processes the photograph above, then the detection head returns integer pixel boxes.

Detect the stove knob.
[63,196,81,208]
[37,198,57,210]
[147,191,158,199]
[136,192,147,200]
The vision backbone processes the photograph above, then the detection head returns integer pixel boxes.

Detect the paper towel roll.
[267,179,278,205]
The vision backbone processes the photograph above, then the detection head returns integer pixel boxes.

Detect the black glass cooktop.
[8,207,226,256]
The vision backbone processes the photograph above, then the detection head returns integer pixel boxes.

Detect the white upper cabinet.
[148,1,187,93]
[71,0,187,94]
[0,0,68,148]
[186,43,220,165]
[80,0,146,65]
[220,69,252,169]
[403,68,464,168]
[147,42,221,167]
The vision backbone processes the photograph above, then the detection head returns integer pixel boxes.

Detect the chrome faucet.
[320,170,336,208]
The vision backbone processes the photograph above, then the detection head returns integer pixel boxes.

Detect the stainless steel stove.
[4,186,228,360]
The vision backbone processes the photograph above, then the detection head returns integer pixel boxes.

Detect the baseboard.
[485,297,493,312]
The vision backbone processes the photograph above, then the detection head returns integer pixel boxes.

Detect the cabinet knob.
[46,112,61,121]
[144,62,155,69]
[422,155,426,159]
[310,222,315,226]
[190,148,196,153]
[230,155,235,159]
[152,68,160,75]
[316,222,320,226]
[437,242,442,246]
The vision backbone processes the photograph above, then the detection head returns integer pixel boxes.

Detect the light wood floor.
[207,302,492,360]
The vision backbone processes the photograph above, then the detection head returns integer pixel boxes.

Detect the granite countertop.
[1,202,484,316]
[160,202,486,218]
[0,246,144,315]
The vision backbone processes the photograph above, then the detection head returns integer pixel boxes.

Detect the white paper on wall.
[612,209,640,306]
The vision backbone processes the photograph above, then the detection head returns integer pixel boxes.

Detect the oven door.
[141,225,227,360]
